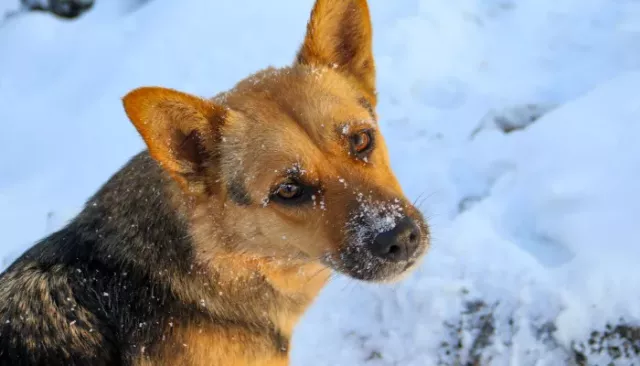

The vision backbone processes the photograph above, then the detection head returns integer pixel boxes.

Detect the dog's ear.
[296,0,376,104]
[122,87,228,193]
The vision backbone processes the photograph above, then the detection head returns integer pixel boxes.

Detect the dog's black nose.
[370,216,421,262]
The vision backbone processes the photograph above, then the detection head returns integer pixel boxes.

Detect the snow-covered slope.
[2,0,640,364]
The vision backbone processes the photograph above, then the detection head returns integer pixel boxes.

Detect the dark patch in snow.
[470,103,557,139]
[20,0,95,19]
[121,0,153,14]
[437,297,639,366]
[457,195,484,214]
[439,300,503,366]
[343,330,386,364]
[365,350,383,362]
[572,321,640,365]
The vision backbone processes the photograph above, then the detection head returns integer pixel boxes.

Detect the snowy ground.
[2,0,640,365]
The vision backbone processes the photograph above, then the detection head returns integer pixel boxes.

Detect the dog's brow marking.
[227,176,252,206]
[358,97,375,120]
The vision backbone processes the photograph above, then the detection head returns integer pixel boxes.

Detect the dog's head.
[122,0,429,283]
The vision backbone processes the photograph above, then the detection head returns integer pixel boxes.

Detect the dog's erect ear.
[296,0,376,103]
[122,87,227,193]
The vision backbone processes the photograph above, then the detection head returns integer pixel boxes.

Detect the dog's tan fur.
[0,1,429,365]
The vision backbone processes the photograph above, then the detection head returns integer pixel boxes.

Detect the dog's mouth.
[322,237,427,282]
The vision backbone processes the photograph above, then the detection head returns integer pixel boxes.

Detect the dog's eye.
[270,178,315,206]
[275,181,303,200]
[350,130,373,155]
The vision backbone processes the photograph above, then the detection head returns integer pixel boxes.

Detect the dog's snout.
[370,216,421,262]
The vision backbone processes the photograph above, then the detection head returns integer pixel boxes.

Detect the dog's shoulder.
[0,151,184,366]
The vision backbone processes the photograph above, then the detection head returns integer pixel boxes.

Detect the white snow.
[2,0,640,364]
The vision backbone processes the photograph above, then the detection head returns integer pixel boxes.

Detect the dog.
[0,0,429,364]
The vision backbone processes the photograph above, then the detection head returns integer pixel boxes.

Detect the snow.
[2,0,640,364]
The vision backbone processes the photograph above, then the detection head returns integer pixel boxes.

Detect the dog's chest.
[135,322,290,366]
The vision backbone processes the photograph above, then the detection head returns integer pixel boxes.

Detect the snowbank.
[1,0,640,364]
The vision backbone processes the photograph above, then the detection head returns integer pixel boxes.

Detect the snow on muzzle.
[325,192,429,282]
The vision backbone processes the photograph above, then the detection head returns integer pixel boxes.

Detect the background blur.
[1,0,639,364]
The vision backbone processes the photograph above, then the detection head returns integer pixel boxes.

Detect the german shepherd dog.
[0,0,430,364]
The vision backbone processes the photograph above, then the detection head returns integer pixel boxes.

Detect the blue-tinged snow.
[1,0,639,364]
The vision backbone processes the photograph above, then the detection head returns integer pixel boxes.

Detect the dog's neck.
[177,253,330,337]
[178,186,332,339]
